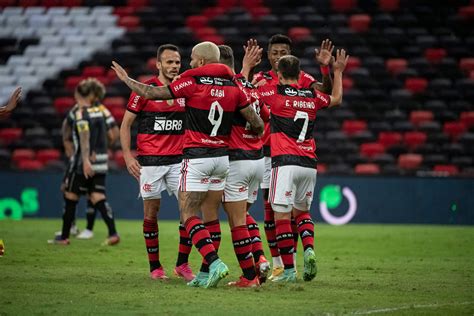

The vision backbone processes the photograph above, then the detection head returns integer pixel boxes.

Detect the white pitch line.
[350,301,474,315]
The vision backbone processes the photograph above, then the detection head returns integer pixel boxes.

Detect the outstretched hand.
[333,49,350,72]
[243,39,263,69]
[111,61,129,82]
[0,87,22,118]
[315,39,335,66]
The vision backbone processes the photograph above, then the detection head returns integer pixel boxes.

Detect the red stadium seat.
[398,153,423,170]
[200,34,224,45]
[195,27,218,38]
[65,76,85,90]
[19,0,39,6]
[379,0,399,11]
[147,57,157,71]
[186,16,209,29]
[404,131,427,149]
[378,132,402,147]
[443,121,466,139]
[202,7,225,19]
[433,164,459,175]
[331,0,357,12]
[342,120,367,135]
[127,0,149,8]
[36,149,61,164]
[0,128,23,145]
[118,16,140,30]
[249,7,270,19]
[460,111,474,128]
[110,108,125,123]
[349,14,371,32]
[42,0,61,6]
[458,6,474,19]
[410,110,434,126]
[103,97,126,108]
[459,58,474,72]
[17,160,44,171]
[405,78,428,93]
[83,66,105,77]
[470,70,474,80]
[54,97,75,114]
[386,58,407,75]
[63,0,83,6]
[343,77,354,89]
[12,149,35,163]
[355,163,380,174]
[0,0,15,6]
[317,163,327,174]
[217,0,238,8]
[114,7,136,17]
[424,48,446,64]
[137,74,155,83]
[242,0,263,8]
[360,142,385,158]
[288,27,312,42]
[345,57,361,72]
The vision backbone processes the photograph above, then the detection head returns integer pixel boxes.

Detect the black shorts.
[64,172,106,195]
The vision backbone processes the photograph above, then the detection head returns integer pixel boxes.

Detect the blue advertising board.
[0,172,472,225]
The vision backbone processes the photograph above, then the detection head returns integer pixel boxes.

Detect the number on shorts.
[294,110,309,143]
[208,101,224,136]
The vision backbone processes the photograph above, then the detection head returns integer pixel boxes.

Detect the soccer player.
[0,87,21,118]
[49,78,119,246]
[112,41,264,288]
[242,35,334,279]
[120,44,195,281]
[258,50,348,282]
[59,85,119,240]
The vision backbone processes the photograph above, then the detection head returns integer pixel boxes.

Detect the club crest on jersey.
[285,87,298,96]
[177,98,185,107]
[199,77,214,85]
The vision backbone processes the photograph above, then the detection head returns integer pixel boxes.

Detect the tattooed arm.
[111,61,173,100]
[240,105,264,135]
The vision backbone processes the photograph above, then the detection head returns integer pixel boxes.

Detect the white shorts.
[260,156,272,189]
[223,158,264,203]
[140,164,180,200]
[179,156,229,192]
[269,165,317,213]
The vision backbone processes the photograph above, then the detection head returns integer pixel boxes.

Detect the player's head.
[268,34,292,72]
[218,45,235,72]
[277,55,300,82]
[75,78,103,107]
[156,44,181,81]
[190,41,220,69]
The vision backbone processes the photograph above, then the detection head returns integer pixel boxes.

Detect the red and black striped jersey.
[253,70,318,157]
[228,74,270,161]
[126,77,185,166]
[258,84,330,169]
[168,64,250,158]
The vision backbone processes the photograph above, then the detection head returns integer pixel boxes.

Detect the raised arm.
[119,111,141,180]
[0,87,22,118]
[241,39,263,81]
[328,49,349,107]
[111,61,173,100]
[240,105,264,135]
[311,39,334,94]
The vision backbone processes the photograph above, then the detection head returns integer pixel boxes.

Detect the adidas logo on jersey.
[154,118,183,131]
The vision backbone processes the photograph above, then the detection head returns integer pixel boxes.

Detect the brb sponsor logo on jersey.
[154,116,183,131]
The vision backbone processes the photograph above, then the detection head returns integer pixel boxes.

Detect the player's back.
[169,64,250,158]
[259,84,330,168]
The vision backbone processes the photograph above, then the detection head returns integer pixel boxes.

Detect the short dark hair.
[268,34,292,50]
[277,55,300,80]
[218,45,234,70]
[157,44,180,61]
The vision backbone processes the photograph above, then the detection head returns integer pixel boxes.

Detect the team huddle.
[50,34,349,289]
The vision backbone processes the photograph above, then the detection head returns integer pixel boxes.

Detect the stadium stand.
[0,0,472,177]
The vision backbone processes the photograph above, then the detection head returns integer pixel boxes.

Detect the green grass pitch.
[1,219,473,315]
